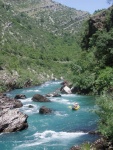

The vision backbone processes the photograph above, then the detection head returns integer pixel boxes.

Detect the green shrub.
[96,94,113,140]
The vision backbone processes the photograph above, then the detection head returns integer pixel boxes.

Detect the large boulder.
[60,86,72,94]
[32,94,51,102]
[39,106,52,114]
[0,95,23,110]
[0,109,28,133]
[0,94,28,133]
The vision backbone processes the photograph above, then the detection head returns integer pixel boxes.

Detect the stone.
[32,94,51,102]
[91,138,108,150]
[0,109,28,133]
[0,94,28,133]
[60,85,72,94]
[14,94,26,99]
[28,105,34,108]
[0,95,23,110]
[39,106,52,114]
[45,93,61,97]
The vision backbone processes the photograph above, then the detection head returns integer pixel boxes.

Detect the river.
[0,80,99,150]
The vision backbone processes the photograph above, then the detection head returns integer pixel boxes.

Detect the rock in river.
[0,94,23,110]
[14,94,26,99]
[0,109,28,133]
[32,94,51,102]
[0,94,28,133]
[39,106,52,114]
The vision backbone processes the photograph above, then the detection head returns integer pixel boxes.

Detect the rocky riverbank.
[70,138,113,150]
[0,93,28,133]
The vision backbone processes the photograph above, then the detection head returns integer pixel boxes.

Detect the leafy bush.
[95,67,113,93]
[96,94,113,140]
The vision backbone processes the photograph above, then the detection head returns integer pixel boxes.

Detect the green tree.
[93,30,113,67]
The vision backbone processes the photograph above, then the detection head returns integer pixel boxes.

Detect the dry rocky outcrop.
[0,94,28,133]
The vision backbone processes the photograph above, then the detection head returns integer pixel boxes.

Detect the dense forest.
[72,5,113,146]
[71,6,113,95]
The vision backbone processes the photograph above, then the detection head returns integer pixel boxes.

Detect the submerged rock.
[14,94,26,99]
[45,93,61,97]
[32,94,51,102]
[28,105,34,108]
[0,109,28,133]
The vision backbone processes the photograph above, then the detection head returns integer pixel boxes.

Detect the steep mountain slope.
[2,0,90,35]
[71,6,113,94]
[79,6,113,148]
[0,0,89,92]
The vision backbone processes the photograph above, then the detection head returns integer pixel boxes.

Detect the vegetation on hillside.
[0,0,83,92]
[1,0,113,147]
[69,4,113,144]
[2,0,90,36]
[71,6,113,95]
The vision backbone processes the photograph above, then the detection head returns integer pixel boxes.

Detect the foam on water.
[34,130,87,139]
[19,97,32,103]
[20,104,39,115]
[15,130,87,149]
[51,97,73,105]
[61,94,77,97]
[54,111,68,117]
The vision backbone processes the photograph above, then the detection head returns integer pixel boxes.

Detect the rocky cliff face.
[81,6,113,49]
[89,6,113,32]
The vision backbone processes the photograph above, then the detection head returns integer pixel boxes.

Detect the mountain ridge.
[2,0,90,35]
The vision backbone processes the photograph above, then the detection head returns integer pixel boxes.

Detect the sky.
[53,0,111,14]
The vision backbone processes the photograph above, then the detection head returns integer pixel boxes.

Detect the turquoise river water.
[0,80,99,150]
